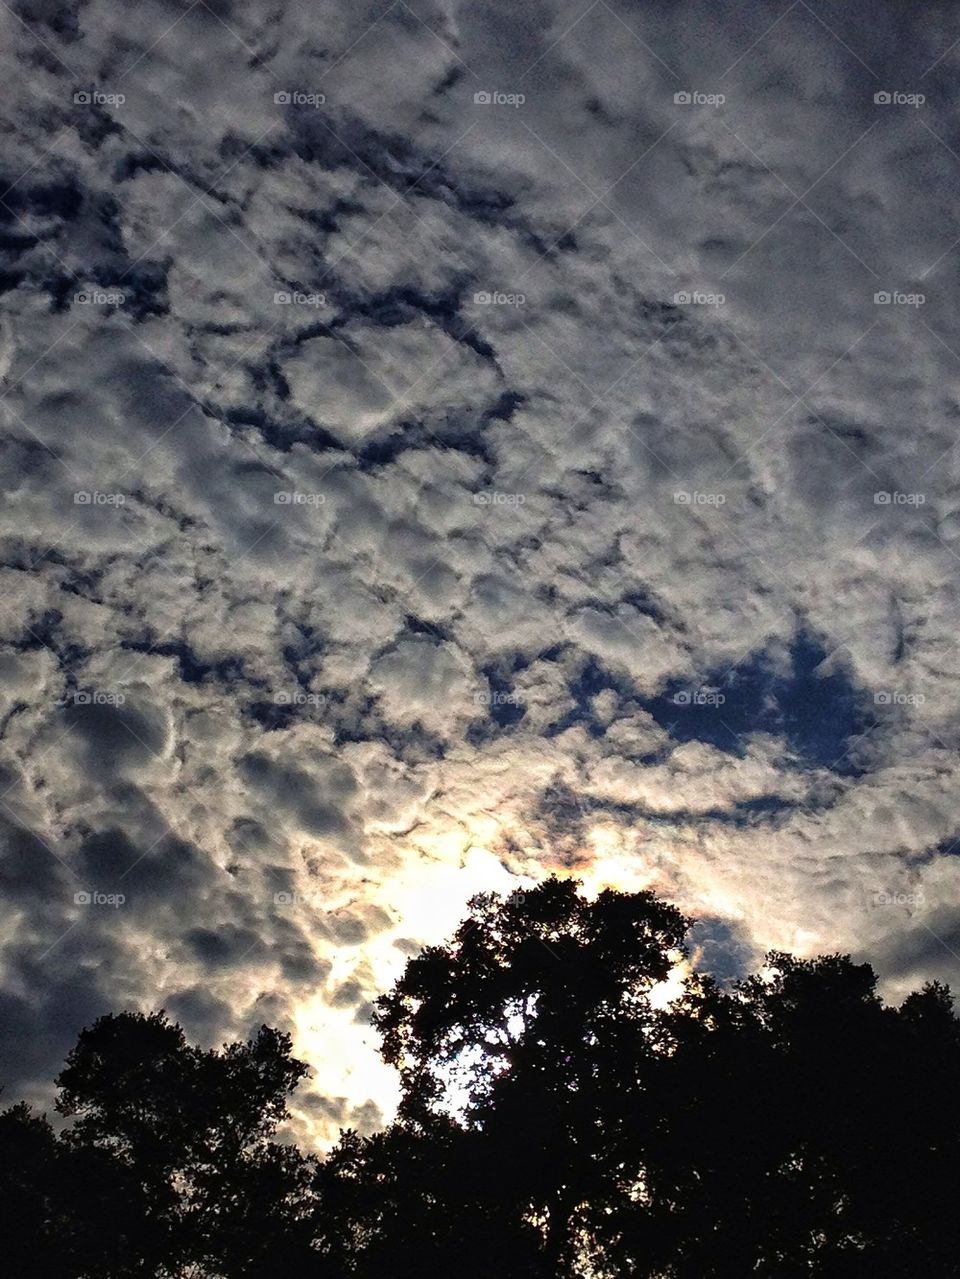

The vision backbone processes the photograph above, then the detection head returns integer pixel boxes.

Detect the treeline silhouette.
[3,877,958,1277]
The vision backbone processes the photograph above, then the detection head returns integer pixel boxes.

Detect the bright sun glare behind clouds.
[291,819,686,1145]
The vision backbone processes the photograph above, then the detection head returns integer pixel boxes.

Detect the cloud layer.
[2,0,960,1144]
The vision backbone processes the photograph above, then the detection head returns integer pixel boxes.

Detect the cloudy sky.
[2,0,960,1146]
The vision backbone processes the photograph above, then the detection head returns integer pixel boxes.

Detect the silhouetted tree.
[1,1011,323,1276]
[314,1116,547,1277]
[3,879,960,1276]
[320,878,960,1276]
[367,876,690,1273]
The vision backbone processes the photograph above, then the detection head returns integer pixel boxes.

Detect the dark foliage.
[3,878,959,1276]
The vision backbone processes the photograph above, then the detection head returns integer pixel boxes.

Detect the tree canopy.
[3,877,958,1276]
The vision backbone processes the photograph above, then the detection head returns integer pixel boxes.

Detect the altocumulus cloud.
[1,0,960,1145]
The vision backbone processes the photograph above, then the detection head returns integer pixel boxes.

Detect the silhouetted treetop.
[374,877,689,1122]
[3,876,960,1277]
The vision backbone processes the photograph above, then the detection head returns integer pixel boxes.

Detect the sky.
[2,0,960,1148]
